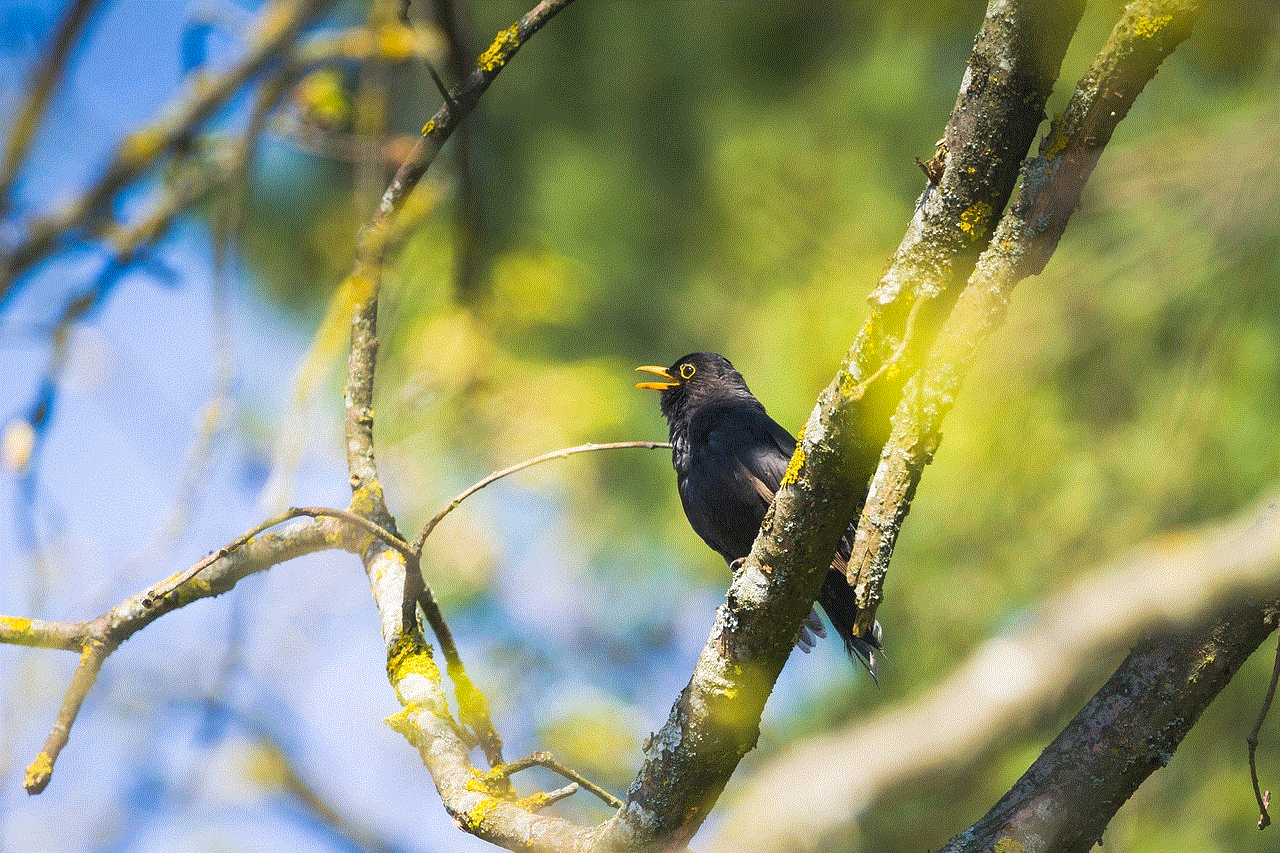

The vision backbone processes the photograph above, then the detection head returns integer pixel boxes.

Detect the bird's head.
[635,352,757,424]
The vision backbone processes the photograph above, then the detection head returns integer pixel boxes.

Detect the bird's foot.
[729,557,746,571]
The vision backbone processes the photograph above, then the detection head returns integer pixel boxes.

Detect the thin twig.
[412,441,670,553]
[411,579,508,771]
[1248,632,1280,829]
[0,614,87,651]
[479,750,623,809]
[24,637,117,793]
[407,440,670,771]
[406,440,668,775]
[343,4,618,850]
[425,62,458,112]
[146,511,299,604]
[294,507,416,558]
[520,783,579,812]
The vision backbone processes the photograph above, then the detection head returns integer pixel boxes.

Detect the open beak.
[635,365,680,390]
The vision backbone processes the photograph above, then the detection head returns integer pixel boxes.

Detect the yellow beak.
[635,365,680,390]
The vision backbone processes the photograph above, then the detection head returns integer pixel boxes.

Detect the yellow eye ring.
[680,363,696,380]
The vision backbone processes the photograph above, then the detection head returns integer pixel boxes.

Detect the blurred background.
[1,1,1278,851]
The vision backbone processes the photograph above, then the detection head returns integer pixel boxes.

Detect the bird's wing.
[676,404,790,559]
[737,409,797,497]
[733,412,858,566]
[704,404,796,500]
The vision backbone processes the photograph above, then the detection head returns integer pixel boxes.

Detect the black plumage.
[637,352,881,676]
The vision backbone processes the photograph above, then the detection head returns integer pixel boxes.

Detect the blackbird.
[637,352,881,676]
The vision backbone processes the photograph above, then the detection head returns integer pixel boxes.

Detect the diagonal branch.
[940,600,1278,853]
[714,495,1280,853]
[7,510,360,793]
[847,0,1203,638]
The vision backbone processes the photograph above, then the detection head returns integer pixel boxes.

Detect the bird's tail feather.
[818,570,883,683]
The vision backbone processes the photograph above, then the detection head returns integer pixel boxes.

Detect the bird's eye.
[680,363,696,380]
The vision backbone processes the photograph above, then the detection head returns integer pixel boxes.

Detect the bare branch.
[0,615,86,652]
[8,512,357,793]
[337,3,608,851]
[715,495,1280,853]
[411,578,509,771]
[23,636,116,794]
[940,601,1276,853]
[846,0,1203,640]
[425,62,459,113]
[836,0,1088,450]
[412,441,670,553]
[1249,634,1280,830]
[477,751,624,810]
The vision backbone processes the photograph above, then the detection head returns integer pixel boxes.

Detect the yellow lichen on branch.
[1130,13,1174,38]
[23,752,53,791]
[477,25,520,73]
[958,201,992,240]
[386,631,441,687]
[0,614,33,636]
[781,445,806,488]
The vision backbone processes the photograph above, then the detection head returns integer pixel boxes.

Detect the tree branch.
[0,0,101,218]
[7,511,356,793]
[1248,634,1280,829]
[477,751,624,810]
[848,0,1204,637]
[411,441,670,553]
[941,601,1277,853]
[714,495,1280,853]
[336,3,609,851]
[0,0,588,800]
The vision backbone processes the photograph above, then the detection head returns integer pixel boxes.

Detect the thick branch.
[848,0,1203,637]
[714,496,1280,853]
[941,601,1277,853]
[841,0,1087,452]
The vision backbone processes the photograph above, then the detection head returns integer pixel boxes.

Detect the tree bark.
[940,602,1280,853]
